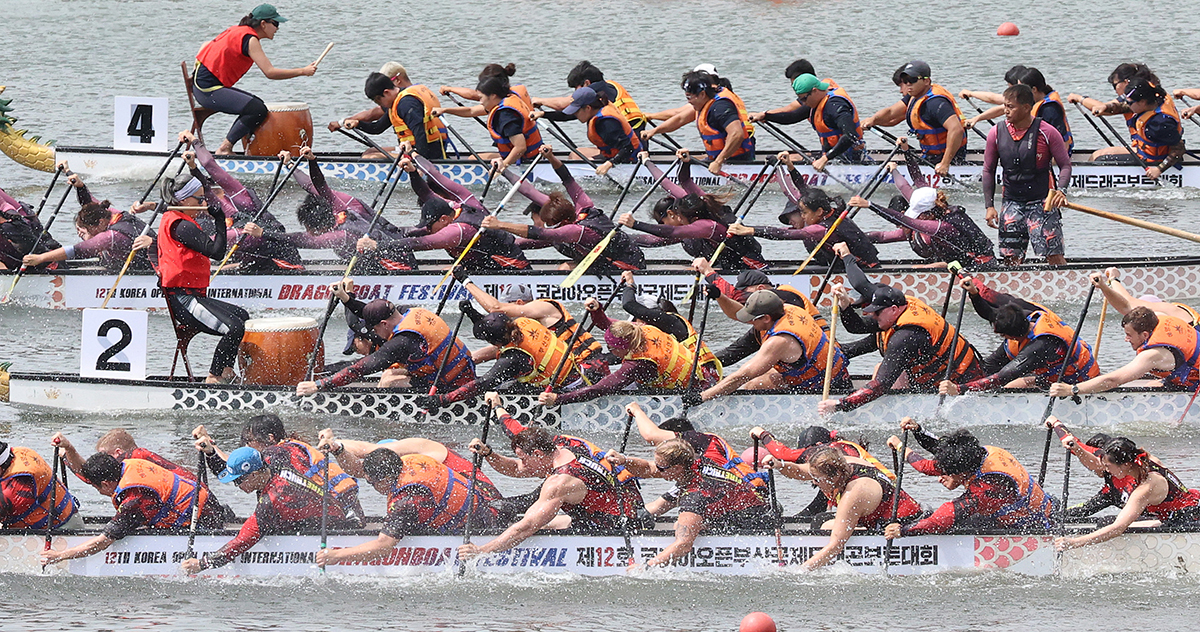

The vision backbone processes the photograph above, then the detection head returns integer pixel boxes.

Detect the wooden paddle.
[561,157,679,288]
[458,402,495,576]
[184,444,207,560]
[212,156,304,279]
[882,428,910,576]
[3,176,74,303]
[312,42,334,69]
[1063,202,1200,244]
[431,154,544,297]
[1036,283,1097,486]
[820,302,840,401]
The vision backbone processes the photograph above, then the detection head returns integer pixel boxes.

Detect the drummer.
[1049,305,1200,399]
[20,170,155,272]
[455,275,610,379]
[296,298,475,396]
[363,65,450,160]
[191,4,317,155]
[156,166,250,384]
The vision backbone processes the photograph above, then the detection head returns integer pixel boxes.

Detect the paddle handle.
[1093,296,1109,357]
[1065,202,1200,244]
[821,302,840,400]
[618,411,634,454]
[313,42,334,69]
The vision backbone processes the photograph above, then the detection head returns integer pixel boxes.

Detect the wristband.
[480,445,493,457]
[332,443,345,456]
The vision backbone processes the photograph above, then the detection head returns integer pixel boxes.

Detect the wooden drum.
[238,317,323,385]
[243,102,313,156]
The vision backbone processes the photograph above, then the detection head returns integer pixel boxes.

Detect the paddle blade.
[560,229,615,288]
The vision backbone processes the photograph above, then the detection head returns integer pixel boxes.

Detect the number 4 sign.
[113,96,168,152]
[81,308,148,381]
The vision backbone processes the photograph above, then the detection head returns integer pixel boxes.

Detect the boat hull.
[8,256,1200,311]
[7,373,1196,429]
[5,529,1196,577]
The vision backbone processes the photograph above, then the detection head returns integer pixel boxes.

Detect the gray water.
[4,0,1200,630]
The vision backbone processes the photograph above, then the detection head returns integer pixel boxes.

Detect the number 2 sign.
[113,96,168,152]
[81,309,148,381]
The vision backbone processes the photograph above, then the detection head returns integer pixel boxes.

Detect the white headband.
[0,446,10,464]
[173,177,204,203]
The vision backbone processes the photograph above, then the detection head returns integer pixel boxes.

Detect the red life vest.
[1172,302,1200,327]
[835,465,920,528]
[282,440,359,499]
[685,431,766,495]
[442,448,498,496]
[194,25,258,89]
[157,211,211,289]
[696,88,755,160]
[0,447,77,529]
[1110,461,1200,521]
[1003,309,1100,383]
[1125,95,1183,164]
[811,80,864,154]
[113,459,209,529]
[587,104,640,160]
[487,92,543,161]
[876,296,978,386]
[906,83,965,155]
[1138,315,1200,390]
[759,304,847,389]
[552,435,641,529]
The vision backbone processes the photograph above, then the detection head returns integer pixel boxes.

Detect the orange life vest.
[1124,95,1182,164]
[194,25,258,89]
[389,84,449,146]
[586,103,640,160]
[906,83,965,155]
[876,296,977,385]
[1032,91,1074,152]
[157,211,211,290]
[500,317,576,386]
[113,459,209,529]
[976,446,1054,527]
[811,79,864,153]
[283,440,359,498]
[1004,309,1099,383]
[544,299,603,363]
[487,92,543,161]
[606,80,646,128]
[696,88,755,160]
[1173,302,1200,327]
[0,447,77,529]
[1138,314,1200,390]
[388,454,476,531]
[626,325,699,389]
[776,283,830,332]
[391,307,474,387]
[672,313,721,377]
[759,304,846,389]
[511,84,533,108]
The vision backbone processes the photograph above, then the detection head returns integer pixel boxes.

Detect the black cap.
[474,312,511,345]
[361,299,395,328]
[899,60,931,81]
[592,81,618,103]
[861,285,907,314]
[735,270,772,291]
[778,201,800,225]
[797,425,834,448]
[418,198,456,229]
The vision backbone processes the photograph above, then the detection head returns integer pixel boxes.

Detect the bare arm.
[247,37,314,80]
[475,476,576,554]
[701,335,789,400]
[1062,478,1164,549]
[630,403,674,444]
[801,479,881,570]
[647,511,704,566]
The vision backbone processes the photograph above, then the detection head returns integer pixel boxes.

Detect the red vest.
[157,211,211,289]
[195,25,258,88]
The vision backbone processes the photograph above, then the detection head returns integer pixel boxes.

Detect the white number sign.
[113,96,168,151]
[80,308,148,380]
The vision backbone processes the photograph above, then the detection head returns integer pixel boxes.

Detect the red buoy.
[740,612,777,632]
[997,22,1020,36]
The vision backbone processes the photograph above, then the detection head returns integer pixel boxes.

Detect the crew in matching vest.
[696,87,756,161]
[1033,91,1075,152]
[0,445,78,530]
[907,83,967,158]
[586,102,641,161]
[389,84,449,158]
[1123,85,1183,164]
[391,307,476,388]
[760,304,848,390]
[1139,314,1200,390]
[552,434,642,530]
[1003,309,1099,382]
[874,295,978,387]
[113,459,211,530]
[382,454,497,533]
[488,91,544,162]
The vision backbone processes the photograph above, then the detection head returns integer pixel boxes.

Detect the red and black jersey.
[837,465,920,529]
[675,463,769,528]
[442,447,499,499]
[1111,461,1200,522]
[129,448,196,482]
[551,435,641,531]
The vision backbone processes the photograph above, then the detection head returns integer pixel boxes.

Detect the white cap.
[693,63,718,75]
[906,187,938,218]
[379,62,406,79]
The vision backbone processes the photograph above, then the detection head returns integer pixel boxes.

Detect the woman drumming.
[848,141,996,269]
[620,150,765,271]
[156,163,250,383]
[728,152,878,270]
[192,4,316,155]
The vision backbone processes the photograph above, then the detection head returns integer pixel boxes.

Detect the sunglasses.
[796,90,814,99]
[265,19,280,27]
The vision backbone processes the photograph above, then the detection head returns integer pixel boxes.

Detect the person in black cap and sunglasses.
[641,69,756,175]
[862,60,968,177]
[192,4,317,155]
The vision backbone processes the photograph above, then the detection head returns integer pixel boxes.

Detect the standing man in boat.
[817,283,982,414]
[456,398,644,561]
[192,4,317,155]
[641,70,756,174]
[42,452,221,566]
[179,445,356,574]
[156,168,250,384]
[1049,305,1200,398]
[863,60,967,177]
[882,419,1055,539]
[0,441,82,531]
[363,66,450,160]
[693,290,849,403]
[981,84,1072,266]
[296,298,475,396]
[939,275,1099,395]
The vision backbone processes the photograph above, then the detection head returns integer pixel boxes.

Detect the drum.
[238,317,323,385]
[242,102,314,156]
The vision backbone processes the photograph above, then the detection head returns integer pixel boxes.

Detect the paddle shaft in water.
[883,429,911,576]
[1037,282,1097,486]
[212,157,304,279]
[458,404,495,576]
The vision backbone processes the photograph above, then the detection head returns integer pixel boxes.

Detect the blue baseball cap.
[218,446,265,483]
[563,86,600,115]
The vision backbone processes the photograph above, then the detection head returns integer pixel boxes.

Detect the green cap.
[792,74,829,97]
[250,3,288,22]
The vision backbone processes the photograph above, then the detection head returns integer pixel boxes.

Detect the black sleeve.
[968,291,999,323]
[922,97,960,129]
[621,286,688,340]
[75,183,93,207]
[204,451,227,477]
[765,103,812,125]
[990,336,1066,385]
[873,328,932,388]
[595,117,636,163]
[706,99,741,133]
[169,214,226,259]
[398,94,433,158]
[473,350,535,392]
[912,427,941,453]
[787,166,811,196]
[494,109,525,141]
[839,306,879,335]
[823,99,859,159]
[541,110,575,122]
[716,327,762,366]
[358,112,393,135]
[840,253,878,301]
[979,343,1012,375]
[838,332,879,359]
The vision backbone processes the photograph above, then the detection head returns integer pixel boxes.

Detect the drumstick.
[313,42,334,69]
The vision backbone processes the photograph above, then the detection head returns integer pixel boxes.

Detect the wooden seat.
[164,294,200,380]
[181,61,216,144]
